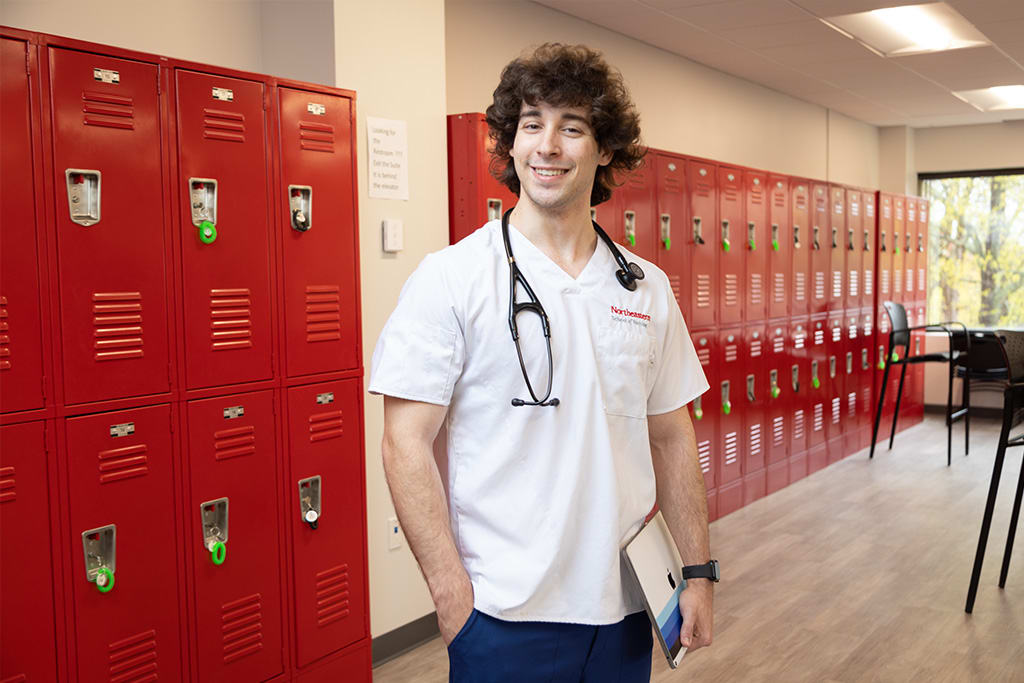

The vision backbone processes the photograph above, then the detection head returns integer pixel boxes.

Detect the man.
[370,43,714,681]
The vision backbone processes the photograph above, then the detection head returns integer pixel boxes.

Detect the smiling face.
[510,101,612,215]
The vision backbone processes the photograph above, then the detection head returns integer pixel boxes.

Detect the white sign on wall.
[367,117,409,200]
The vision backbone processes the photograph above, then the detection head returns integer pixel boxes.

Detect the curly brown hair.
[485,43,645,207]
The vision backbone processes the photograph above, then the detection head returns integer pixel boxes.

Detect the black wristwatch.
[682,559,720,583]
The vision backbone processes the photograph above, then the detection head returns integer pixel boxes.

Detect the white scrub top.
[369,218,709,624]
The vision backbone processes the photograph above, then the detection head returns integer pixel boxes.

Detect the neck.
[509,198,597,271]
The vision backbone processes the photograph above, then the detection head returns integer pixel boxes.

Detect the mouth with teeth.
[532,167,569,177]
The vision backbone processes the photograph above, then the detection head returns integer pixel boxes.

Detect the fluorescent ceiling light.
[824,3,989,57]
[953,85,1024,111]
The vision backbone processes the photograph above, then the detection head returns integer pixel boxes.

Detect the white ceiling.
[532,0,1024,127]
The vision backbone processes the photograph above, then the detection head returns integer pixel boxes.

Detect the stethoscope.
[502,207,645,407]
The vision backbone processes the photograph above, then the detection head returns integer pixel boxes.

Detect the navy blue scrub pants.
[447,610,653,682]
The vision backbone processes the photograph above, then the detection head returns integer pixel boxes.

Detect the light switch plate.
[382,218,403,253]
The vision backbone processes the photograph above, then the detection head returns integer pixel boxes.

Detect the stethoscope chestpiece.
[615,262,645,291]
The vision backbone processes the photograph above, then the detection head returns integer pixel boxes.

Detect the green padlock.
[211,541,227,566]
[771,385,780,399]
[694,407,703,420]
[877,359,885,370]
[722,239,730,252]
[722,401,731,415]
[749,239,756,251]
[198,220,217,244]
[772,239,779,251]
[628,233,636,247]
[891,351,899,362]
[812,376,820,389]
[95,567,115,594]
[664,237,671,250]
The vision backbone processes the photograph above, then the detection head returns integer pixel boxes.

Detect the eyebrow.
[519,109,591,127]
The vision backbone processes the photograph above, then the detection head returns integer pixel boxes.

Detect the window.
[921,171,1024,327]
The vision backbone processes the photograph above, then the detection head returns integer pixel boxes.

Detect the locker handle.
[848,228,855,251]
[721,381,731,414]
[846,351,853,375]
[917,234,924,252]
[661,213,672,250]
[747,221,756,251]
[210,541,227,566]
[721,219,730,252]
[862,348,869,370]
[812,226,820,250]
[829,356,836,379]
[877,346,886,370]
[894,231,900,254]
[880,231,887,252]
[95,567,115,593]
[793,224,801,248]
[811,360,820,389]
[625,210,636,247]
[864,229,871,251]
[831,226,838,249]
[693,395,703,420]
[771,223,780,251]
[746,374,755,401]
[693,216,705,245]
[791,364,800,393]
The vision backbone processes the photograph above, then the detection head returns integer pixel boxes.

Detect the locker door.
[808,316,827,472]
[810,183,829,315]
[862,193,876,308]
[875,302,896,439]
[904,200,917,301]
[843,311,860,457]
[788,318,809,481]
[859,307,876,450]
[829,185,846,312]
[686,161,717,329]
[826,312,845,463]
[892,196,905,302]
[176,69,273,389]
[717,328,743,515]
[1,421,58,682]
[878,194,893,304]
[654,153,689,323]
[620,163,656,263]
[278,88,359,377]
[594,183,624,246]
[186,390,283,681]
[288,380,367,667]
[767,175,790,320]
[689,330,717,495]
[846,189,862,311]
[911,302,927,423]
[48,47,171,405]
[765,323,789,493]
[917,200,929,296]
[1,38,46,414]
[445,113,517,244]
[718,166,744,324]
[790,181,810,317]
[742,324,767,504]
[65,404,182,683]
[744,171,768,322]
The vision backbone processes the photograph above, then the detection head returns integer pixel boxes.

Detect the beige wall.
[915,122,1024,175]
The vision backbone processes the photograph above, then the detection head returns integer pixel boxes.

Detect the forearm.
[650,411,710,566]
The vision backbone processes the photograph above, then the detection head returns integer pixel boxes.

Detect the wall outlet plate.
[387,516,402,550]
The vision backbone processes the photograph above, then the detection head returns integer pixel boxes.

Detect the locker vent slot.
[98,444,149,484]
[861,386,871,413]
[696,348,711,366]
[627,172,647,189]
[724,273,738,309]
[894,269,902,294]
[668,275,682,306]
[0,466,15,503]
[814,329,824,346]
[82,90,135,130]
[881,270,890,296]
[214,425,257,461]
[309,409,344,443]
[0,296,9,370]
[724,431,738,467]
[918,269,925,292]
[695,273,711,310]
[725,343,738,363]
[794,272,806,302]
[315,564,352,626]
[814,271,825,301]
[203,108,246,143]
[697,439,711,475]
[107,628,158,682]
[722,185,739,202]
[813,403,824,433]
[749,272,763,307]
[221,593,264,664]
[772,272,785,305]
[93,292,144,361]
[772,417,784,447]
[847,392,857,418]
[832,270,842,299]
[748,424,762,461]
[849,270,859,299]
[793,409,805,441]
[832,326,842,343]
[210,288,253,351]
[864,319,874,336]
[749,338,762,357]
[662,172,683,194]
[906,269,914,293]
[299,121,335,153]
[794,333,805,350]
[772,336,785,354]
[831,397,841,424]
[305,285,342,342]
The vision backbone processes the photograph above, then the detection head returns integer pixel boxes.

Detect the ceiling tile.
[893,46,1024,90]
[872,93,979,117]
[715,19,842,49]
[946,0,1024,24]
[756,36,875,66]
[786,0,910,17]
[636,0,736,10]
[975,19,1024,46]
[1000,41,1024,64]
[664,0,809,30]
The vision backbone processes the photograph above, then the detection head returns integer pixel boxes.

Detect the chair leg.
[998,450,1024,589]
[964,373,970,456]
[946,359,954,467]
[870,358,892,459]
[889,363,908,450]
[965,392,1013,613]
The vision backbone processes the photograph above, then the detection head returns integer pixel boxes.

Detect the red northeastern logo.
[610,305,651,323]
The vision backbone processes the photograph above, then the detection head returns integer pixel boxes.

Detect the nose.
[536,126,560,157]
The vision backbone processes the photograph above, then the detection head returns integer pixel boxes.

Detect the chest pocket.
[595,325,656,419]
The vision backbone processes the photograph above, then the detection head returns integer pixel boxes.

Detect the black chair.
[965,329,1024,613]
[956,330,1010,407]
[869,301,968,466]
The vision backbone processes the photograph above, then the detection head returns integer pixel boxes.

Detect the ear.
[598,147,613,167]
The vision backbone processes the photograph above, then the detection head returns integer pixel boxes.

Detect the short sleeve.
[369,253,465,406]
[647,281,709,416]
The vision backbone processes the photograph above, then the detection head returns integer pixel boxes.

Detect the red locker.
[65,404,183,683]
[591,192,622,246]
[654,152,689,322]
[904,199,917,301]
[292,642,371,683]
[829,184,846,312]
[717,328,744,515]
[744,171,768,322]
[686,160,717,329]
[277,87,360,377]
[878,193,893,303]
[718,167,744,325]
[446,113,518,244]
[790,180,811,317]
[807,315,828,472]
[1,37,47,414]
[862,192,876,308]
[175,69,274,390]
[287,379,368,669]
[47,47,171,405]
[826,313,845,451]
[689,329,717,500]
[742,324,767,504]
[810,183,829,315]
[619,162,657,264]
[789,317,809,482]
[859,307,876,450]
[765,322,789,494]
[910,301,927,424]
[1,420,59,682]
[185,390,284,681]
[875,301,897,440]
[845,189,862,311]
[892,195,905,302]
[767,175,790,320]
[843,310,861,458]
[917,199,929,296]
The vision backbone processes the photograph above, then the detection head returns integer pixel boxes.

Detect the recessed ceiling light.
[823,2,989,57]
[953,85,1024,111]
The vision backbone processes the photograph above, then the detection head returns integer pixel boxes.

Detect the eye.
[521,121,541,131]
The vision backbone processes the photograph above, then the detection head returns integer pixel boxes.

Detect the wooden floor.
[373,415,1024,682]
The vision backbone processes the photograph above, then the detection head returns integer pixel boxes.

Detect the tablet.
[621,511,687,668]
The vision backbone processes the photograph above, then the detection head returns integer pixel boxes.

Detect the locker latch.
[877,345,886,370]
[721,219,730,252]
[488,199,503,222]
[846,351,853,375]
[746,374,755,402]
[298,475,322,530]
[811,360,820,388]
[289,185,313,232]
[82,524,116,593]
[693,216,705,245]
[905,232,912,253]
[812,226,820,250]
[624,210,637,247]
[893,231,900,254]
[917,234,924,252]
[200,497,229,566]
[188,177,218,244]
[915,337,921,354]
[829,356,836,379]
[864,229,871,251]
[793,224,801,249]
[771,223,780,251]
[880,231,887,252]
[65,169,102,227]
[770,369,780,398]
[791,364,800,393]
[747,221,756,251]
[693,395,703,421]
[848,228,855,251]
[831,226,838,249]
[660,214,671,250]
[721,381,731,414]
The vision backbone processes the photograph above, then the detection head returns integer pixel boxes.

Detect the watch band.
[681,559,720,582]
